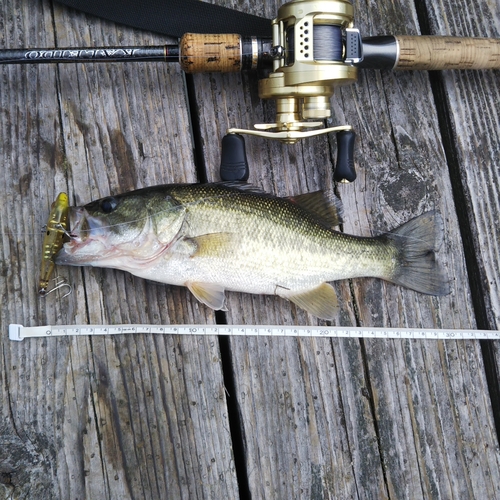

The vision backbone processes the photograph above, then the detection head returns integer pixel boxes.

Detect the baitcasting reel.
[230,0,359,141]
[226,0,360,181]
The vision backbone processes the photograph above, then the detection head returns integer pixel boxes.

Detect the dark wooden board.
[422,0,500,429]
[1,0,499,498]
[0,1,238,498]
[192,0,500,497]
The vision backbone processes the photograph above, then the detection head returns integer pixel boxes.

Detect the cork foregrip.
[180,33,242,73]
[395,36,500,70]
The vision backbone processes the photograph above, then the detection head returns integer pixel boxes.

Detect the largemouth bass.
[55,183,450,319]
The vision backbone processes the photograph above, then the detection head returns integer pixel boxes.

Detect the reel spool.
[228,0,359,144]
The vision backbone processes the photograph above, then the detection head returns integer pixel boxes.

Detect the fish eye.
[99,197,118,214]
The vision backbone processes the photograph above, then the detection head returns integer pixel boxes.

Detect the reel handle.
[220,133,250,181]
[219,130,356,184]
[334,130,356,183]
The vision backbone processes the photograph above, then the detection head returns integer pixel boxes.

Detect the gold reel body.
[257,0,357,139]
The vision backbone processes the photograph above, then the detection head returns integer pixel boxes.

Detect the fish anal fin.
[286,191,343,227]
[186,281,228,311]
[279,283,339,320]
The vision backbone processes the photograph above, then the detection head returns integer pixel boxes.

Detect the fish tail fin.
[386,211,451,295]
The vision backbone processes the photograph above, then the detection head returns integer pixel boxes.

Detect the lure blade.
[39,192,70,295]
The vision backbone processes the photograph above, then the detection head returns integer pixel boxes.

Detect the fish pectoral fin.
[279,283,339,320]
[191,233,235,258]
[186,281,228,311]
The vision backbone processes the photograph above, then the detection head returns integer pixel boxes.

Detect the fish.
[55,182,450,319]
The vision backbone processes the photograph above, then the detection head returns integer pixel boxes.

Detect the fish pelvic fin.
[279,283,339,320]
[387,211,451,296]
[187,281,228,311]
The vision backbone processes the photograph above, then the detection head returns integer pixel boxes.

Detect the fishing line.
[313,26,343,61]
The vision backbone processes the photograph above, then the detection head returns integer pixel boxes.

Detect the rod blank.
[0,46,176,64]
[2,34,499,72]
[0,34,273,73]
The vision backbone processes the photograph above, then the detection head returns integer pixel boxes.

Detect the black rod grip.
[220,134,249,181]
[355,36,398,69]
[334,130,356,183]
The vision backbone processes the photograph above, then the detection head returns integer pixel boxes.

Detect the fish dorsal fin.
[215,182,343,227]
[279,283,339,320]
[186,281,228,311]
[214,181,268,195]
[286,191,343,227]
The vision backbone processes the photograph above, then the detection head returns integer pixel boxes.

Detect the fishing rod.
[2,0,500,183]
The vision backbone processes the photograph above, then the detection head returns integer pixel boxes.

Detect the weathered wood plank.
[421,0,500,421]
[422,0,500,330]
[341,1,500,497]
[191,0,500,498]
[1,0,499,499]
[191,0,391,494]
[0,1,239,498]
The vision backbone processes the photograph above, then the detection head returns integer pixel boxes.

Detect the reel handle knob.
[334,130,356,183]
[220,133,250,181]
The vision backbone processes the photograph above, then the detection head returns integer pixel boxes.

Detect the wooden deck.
[1,0,499,498]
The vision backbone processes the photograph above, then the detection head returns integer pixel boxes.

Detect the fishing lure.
[39,192,70,296]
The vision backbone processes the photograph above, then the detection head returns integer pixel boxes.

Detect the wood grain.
[0,1,238,498]
[422,0,500,330]
[191,0,500,497]
[421,0,500,465]
[338,0,500,496]
[1,0,499,499]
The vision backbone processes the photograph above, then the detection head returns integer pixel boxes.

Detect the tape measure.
[9,323,500,341]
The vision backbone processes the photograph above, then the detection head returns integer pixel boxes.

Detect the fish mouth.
[54,206,109,265]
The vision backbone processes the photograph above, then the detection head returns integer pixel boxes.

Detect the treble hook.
[39,276,73,299]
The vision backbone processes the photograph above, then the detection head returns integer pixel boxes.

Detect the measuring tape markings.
[8,324,500,341]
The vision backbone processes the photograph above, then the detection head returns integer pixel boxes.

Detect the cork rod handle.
[395,35,500,70]
[179,33,242,73]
